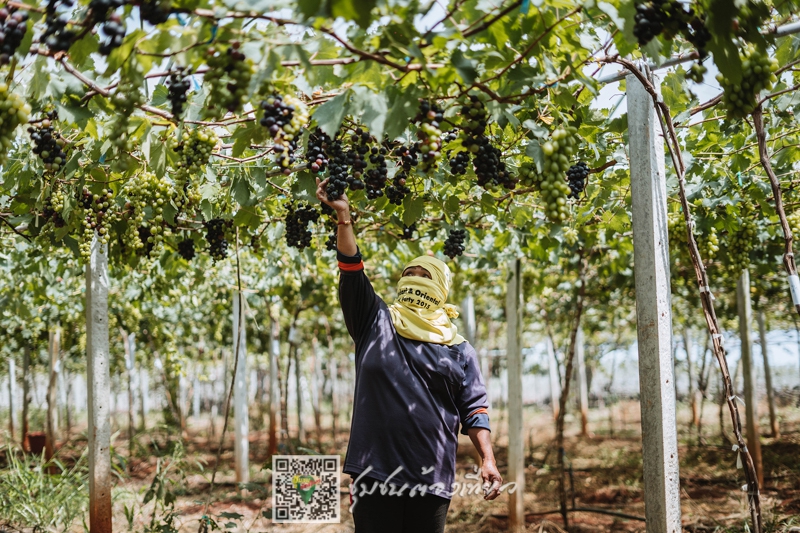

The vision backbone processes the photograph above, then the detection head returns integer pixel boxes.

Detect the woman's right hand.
[316,178,350,216]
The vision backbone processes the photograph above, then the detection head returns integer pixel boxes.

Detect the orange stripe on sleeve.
[338,261,364,272]
[467,408,489,418]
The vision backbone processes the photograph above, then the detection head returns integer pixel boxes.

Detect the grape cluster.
[393,144,419,172]
[325,227,337,251]
[108,77,144,152]
[78,188,118,259]
[88,0,122,22]
[167,67,191,119]
[177,238,195,261]
[718,45,778,119]
[414,100,443,173]
[139,0,171,25]
[205,44,253,117]
[443,229,466,259]
[119,171,175,257]
[42,0,77,52]
[171,127,218,184]
[386,171,411,205]
[306,128,331,174]
[472,137,515,189]
[539,127,579,223]
[449,151,471,176]
[325,139,355,200]
[401,223,416,240]
[701,226,719,266]
[459,95,487,136]
[98,13,126,55]
[0,8,29,65]
[362,137,389,200]
[788,211,800,240]
[728,219,756,274]
[566,162,589,199]
[284,203,320,250]
[204,218,231,261]
[260,93,309,174]
[29,111,68,174]
[0,83,32,166]
[633,0,692,46]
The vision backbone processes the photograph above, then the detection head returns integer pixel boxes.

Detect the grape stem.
[0,215,32,242]
[752,104,800,317]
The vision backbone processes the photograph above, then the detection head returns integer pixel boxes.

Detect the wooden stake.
[8,358,15,441]
[576,326,589,437]
[547,337,561,422]
[505,258,524,533]
[757,311,779,438]
[737,270,763,486]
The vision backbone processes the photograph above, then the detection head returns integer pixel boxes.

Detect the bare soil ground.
[5,400,800,532]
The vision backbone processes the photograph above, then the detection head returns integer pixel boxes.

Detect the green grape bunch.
[727,218,756,274]
[108,77,145,153]
[522,126,578,224]
[700,226,719,267]
[204,43,253,117]
[0,82,32,166]
[119,171,176,257]
[171,127,218,184]
[718,45,778,119]
[78,188,119,260]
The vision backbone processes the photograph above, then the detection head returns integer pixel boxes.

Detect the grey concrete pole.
[505,258,524,532]
[576,326,590,436]
[46,327,61,465]
[462,292,477,345]
[547,337,561,422]
[232,291,249,484]
[627,70,682,533]
[269,309,280,456]
[737,271,763,485]
[8,358,15,440]
[86,237,112,533]
[756,311,779,438]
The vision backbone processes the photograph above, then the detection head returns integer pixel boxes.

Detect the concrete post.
[46,326,61,466]
[505,258,524,532]
[737,271,763,485]
[86,236,112,533]
[462,292,477,345]
[268,310,280,457]
[232,291,249,484]
[576,326,589,436]
[627,70,682,533]
[8,358,15,440]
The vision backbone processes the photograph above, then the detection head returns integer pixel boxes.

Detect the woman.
[316,178,502,533]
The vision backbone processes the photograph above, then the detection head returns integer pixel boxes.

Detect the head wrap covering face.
[388,256,466,346]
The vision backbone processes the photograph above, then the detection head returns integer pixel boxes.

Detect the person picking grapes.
[316,178,502,533]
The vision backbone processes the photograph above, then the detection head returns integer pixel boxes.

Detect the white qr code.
[272,455,341,523]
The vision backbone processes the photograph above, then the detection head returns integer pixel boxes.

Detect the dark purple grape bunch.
[139,0,171,25]
[306,128,331,174]
[285,203,320,250]
[98,13,125,55]
[393,144,419,172]
[28,110,68,174]
[449,151,471,176]
[42,0,77,53]
[177,238,195,261]
[205,218,230,261]
[386,171,411,206]
[472,137,515,190]
[401,223,416,240]
[0,8,29,65]
[566,162,589,199]
[363,140,389,201]
[167,67,191,118]
[260,93,296,138]
[443,229,466,259]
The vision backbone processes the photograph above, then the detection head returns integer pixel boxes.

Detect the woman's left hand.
[481,460,503,500]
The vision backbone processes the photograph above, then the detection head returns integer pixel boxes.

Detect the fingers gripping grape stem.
[617,59,763,533]
[751,105,800,317]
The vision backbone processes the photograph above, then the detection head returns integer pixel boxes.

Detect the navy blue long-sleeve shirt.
[338,250,490,499]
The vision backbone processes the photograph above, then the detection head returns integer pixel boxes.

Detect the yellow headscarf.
[388,256,466,346]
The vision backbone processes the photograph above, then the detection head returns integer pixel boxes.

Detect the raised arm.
[316,178,380,345]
